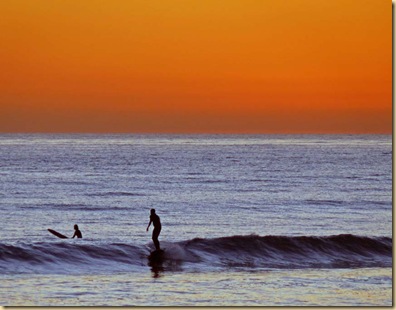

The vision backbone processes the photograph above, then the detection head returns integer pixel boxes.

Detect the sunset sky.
[0,0,391,133]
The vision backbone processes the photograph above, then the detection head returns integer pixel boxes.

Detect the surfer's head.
[150,208,156,215]
[74,224,79,230]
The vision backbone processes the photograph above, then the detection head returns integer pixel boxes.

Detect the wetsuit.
[72,229,82,238]
[150,213,161,250]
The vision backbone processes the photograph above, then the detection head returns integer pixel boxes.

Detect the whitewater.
[0,134,392,306]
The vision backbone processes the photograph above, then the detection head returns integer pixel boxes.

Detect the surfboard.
[148,249,165,263]
[48,229,68,239]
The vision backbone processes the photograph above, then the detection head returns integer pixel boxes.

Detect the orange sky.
[0,0,391,133]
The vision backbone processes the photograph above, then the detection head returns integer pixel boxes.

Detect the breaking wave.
[0,234,391,274]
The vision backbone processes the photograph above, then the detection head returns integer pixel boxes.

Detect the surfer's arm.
[146,220,152,231]
[71,232,76,238]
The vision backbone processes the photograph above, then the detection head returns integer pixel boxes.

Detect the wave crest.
[0,234,391,274]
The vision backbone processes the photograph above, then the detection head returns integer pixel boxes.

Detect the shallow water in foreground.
[1,268,391,306]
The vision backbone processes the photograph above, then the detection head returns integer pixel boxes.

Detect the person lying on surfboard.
[146,209,161,250]
[72,224,82,238]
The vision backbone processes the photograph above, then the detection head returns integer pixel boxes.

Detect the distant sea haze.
[0,134,392,306]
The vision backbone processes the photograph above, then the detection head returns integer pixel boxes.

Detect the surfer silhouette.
[72,224,82,238]
[146,209,161,250]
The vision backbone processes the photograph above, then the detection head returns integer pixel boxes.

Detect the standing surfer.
[146,209,161,250]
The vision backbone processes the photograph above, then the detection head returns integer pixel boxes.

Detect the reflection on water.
[148,257,164,278]
[150,264,165,278]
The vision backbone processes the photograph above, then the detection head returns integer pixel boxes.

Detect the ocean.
[0,134,392,306]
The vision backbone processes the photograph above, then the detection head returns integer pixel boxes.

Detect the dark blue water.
[0,134,392,306]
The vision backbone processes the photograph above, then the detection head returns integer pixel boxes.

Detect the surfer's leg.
[152,228,160,250]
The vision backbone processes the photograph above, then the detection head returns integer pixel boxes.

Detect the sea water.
[0,134,392,306]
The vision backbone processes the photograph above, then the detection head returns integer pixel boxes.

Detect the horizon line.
[0,132,392,135]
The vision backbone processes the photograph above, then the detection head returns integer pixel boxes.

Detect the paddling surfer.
[146,209,161,250]
[72,224,82,238]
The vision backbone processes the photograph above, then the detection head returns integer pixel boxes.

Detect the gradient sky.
[0,0,391,133]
